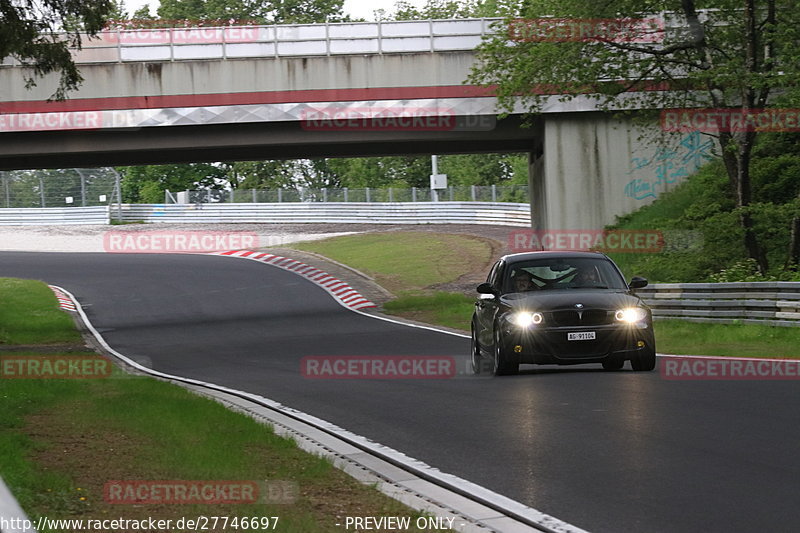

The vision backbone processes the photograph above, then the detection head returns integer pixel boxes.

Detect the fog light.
[637,340,645,347]
[514,345,522,353]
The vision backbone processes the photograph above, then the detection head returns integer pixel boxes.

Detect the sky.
[122,0,424,21]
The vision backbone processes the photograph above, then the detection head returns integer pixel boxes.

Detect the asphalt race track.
[2,251,799,532]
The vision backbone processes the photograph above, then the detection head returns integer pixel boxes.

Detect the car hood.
[499,290,645,312]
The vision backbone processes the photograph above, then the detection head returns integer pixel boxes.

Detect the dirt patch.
[424,233,505,296]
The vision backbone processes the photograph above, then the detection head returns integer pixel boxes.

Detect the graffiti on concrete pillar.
[625,131,715,200]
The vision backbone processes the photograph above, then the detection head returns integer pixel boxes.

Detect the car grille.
[549,309,611,327]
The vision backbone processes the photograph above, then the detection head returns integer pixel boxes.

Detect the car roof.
[500,251,611,264]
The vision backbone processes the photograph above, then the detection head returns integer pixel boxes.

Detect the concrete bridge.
[0,19,709,230]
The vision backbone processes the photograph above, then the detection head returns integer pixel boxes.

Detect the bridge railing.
[1,19,500,66]
[167,185,529,204]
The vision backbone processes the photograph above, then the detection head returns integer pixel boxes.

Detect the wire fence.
[168,185,529,204]
[0,168,120,208]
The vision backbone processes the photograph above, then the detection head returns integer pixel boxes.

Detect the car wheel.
[631,348,656,371]
[602,357,624,371]
[470,322,486,375]
[493,326,519,376]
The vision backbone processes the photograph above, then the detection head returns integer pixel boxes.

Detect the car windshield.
[503,257,628,293]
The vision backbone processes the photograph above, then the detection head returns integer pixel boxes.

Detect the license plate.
[568,331,596,341]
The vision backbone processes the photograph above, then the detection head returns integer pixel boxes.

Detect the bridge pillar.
[534,112,695,231]
[527,139,546,231]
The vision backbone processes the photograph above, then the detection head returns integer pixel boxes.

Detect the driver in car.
[511,270,537,292]
[572,266,601,285]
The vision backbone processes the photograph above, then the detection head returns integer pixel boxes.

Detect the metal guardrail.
[1,19,499,67]
[0,206,109,225]
[118,202,532,226]
[170,185,529,204]
[637,283,800,327]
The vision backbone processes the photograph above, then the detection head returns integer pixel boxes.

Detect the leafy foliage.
[609,133,800,281]
[469,0,800,273]
[0,0,113,100]
[156,0,346,24]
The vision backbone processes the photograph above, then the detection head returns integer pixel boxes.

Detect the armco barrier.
[0,206,109,225]
[636,282,800,327]
[117,202,532,227]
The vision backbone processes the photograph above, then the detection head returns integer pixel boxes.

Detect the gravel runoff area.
[0,223,515,254]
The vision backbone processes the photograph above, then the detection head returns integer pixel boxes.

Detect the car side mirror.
[629,276,648,289]
[477,282,498,296]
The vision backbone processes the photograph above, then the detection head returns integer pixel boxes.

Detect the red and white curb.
[211,250,377,310]
[49,284,77,312]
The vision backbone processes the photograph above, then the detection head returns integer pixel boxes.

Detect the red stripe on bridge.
[0,85,497,115]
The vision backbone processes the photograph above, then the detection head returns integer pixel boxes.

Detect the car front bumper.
[499,322,655,365]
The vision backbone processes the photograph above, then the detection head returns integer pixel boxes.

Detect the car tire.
[631,348,657,371]
[493,326,519,376]
[470,321,487,375]
[602,357,624,371]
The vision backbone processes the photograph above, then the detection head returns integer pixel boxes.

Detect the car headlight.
[615,307,648,323]
[510,311,544,327]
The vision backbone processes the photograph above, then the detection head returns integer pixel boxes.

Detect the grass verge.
[383,292,475,331]
[293,234,800,358]
[653,320,800,358]
[292,231,493,293]
[0,278,439,532]
[0,278,83,345]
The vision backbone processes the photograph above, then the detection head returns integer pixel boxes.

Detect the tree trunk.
[787,194,800,269]
[735,138,769,274]
[719,132,768,274]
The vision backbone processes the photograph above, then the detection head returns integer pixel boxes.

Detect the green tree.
[156,0,345,24]
[0,0,113,100]
[118,163,228,202]
[389,0,483,20]
[131,4,156,20]
[469,0,800,274]
[438,153,525,185]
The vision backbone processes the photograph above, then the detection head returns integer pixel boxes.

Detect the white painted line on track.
[210,250,471,337]
[656,353,795,362]
[49,284,590,533]
[212,250,378,310]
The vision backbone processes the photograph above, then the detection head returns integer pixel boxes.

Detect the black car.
[471,251,656,375]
